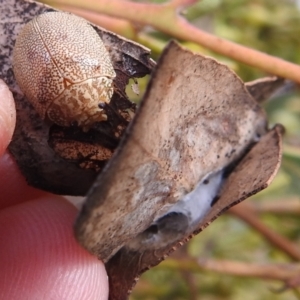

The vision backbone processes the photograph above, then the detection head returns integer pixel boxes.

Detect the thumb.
[0,79,16,156]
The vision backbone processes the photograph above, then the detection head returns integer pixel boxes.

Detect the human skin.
[0,80,109,300]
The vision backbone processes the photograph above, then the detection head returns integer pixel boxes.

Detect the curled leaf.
[74,41,283,299]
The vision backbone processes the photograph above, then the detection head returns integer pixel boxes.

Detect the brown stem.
[55,5,137,39]
[251,198,300,215]
[229,201,300,261]
[175,17,300,83]
[162,258,300,281]
[44,0,300,83]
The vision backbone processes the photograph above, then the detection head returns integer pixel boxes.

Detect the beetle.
[13,12,116,130]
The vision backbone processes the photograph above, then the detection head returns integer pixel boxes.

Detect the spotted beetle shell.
[13,12,116,128]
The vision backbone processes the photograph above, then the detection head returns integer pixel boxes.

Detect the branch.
[251,197,300,215]
[55,5,137,40]
[229,201,300,261]
[162,258,300,282]
[44,0,300,83]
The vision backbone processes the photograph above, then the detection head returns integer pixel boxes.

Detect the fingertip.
[0,80,16,156]
[0,152,48,209]
[0,196,108,300]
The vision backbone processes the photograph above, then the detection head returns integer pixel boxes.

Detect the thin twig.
[54,5,138,39]
[229,201,300,261]
[161,258,300,282]
[44,0,300,83]
[251,198,300,215]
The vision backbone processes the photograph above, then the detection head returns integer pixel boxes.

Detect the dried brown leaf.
[74,41,282,299]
